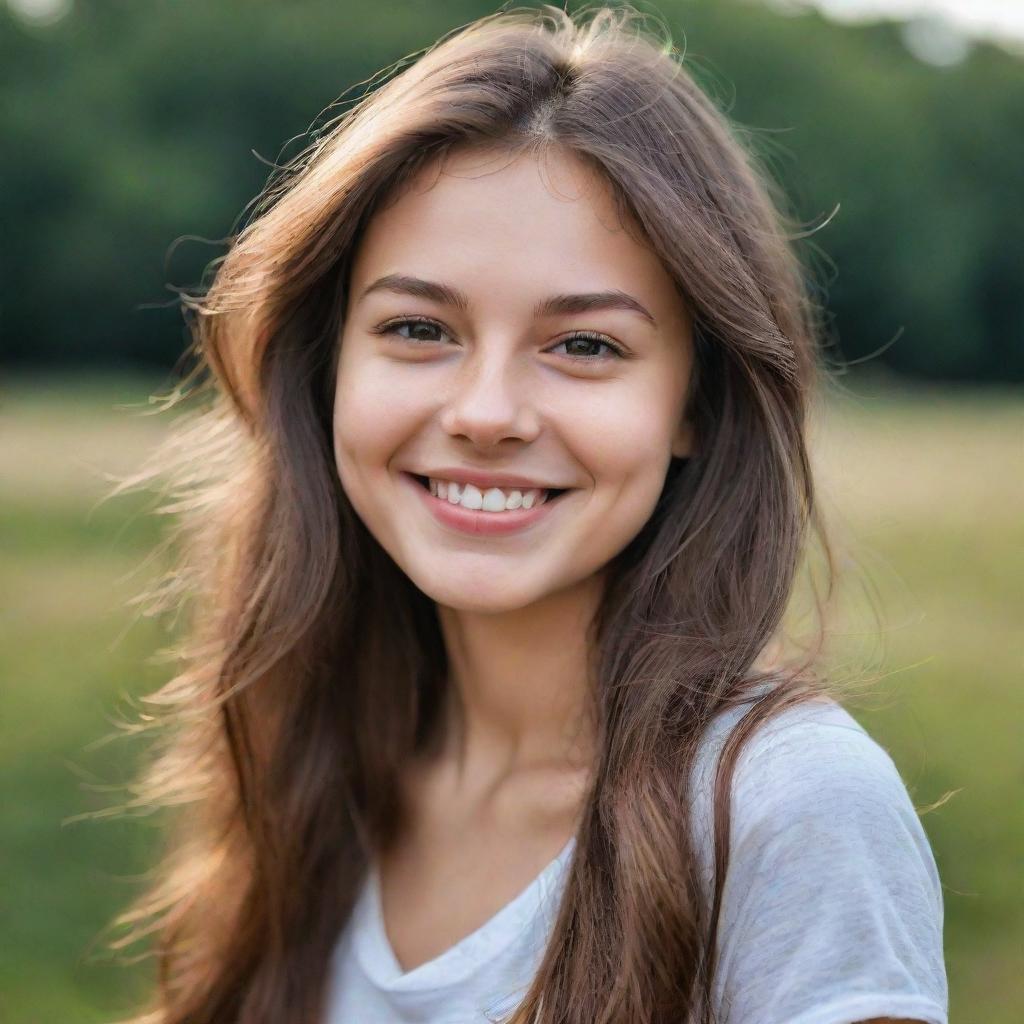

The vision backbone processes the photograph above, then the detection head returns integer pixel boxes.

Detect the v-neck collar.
[354,836,576,992]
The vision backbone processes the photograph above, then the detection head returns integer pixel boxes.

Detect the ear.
[671,418,697,459]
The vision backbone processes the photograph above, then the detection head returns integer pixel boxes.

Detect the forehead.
[379,143,626,235]
[348,144,681,312]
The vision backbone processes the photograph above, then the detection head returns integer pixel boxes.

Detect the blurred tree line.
[2,0,1021,383]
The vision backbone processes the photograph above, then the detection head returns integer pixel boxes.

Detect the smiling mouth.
[409,474,572,504]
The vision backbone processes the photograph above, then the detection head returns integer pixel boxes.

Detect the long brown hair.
[103,5,839,1022]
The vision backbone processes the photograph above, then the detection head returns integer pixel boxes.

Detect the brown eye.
[376,317,452,344]
[549,332,625,360]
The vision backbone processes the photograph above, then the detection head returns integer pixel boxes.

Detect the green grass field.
[2,373,1022,1022]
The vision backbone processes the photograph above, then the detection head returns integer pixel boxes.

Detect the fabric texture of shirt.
[324,695,948,1024]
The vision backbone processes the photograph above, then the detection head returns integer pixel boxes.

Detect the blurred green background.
[1,0,1021,1021]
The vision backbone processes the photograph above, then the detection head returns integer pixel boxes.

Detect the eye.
[374,317,452,344]
[372,318,626,360]
[548,331,626,360]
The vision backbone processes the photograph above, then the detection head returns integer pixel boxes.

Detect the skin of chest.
[376,758,587,973]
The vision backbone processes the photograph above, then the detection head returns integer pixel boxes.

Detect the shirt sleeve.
[708,710,948,1024]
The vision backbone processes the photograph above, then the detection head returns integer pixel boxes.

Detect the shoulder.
[688,692,948,1024]
[690,694,942,891]
[694,690,893,782]
[691,693,922,840]
[737,697,912,807]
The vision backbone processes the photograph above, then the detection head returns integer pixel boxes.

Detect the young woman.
[108,7,947,1023]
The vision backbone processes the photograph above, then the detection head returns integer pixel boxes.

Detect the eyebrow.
[358,273,657,326]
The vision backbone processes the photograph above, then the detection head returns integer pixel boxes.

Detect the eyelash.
[372,316,627,360]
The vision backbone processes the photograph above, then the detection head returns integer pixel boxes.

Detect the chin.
[411,574,547,615]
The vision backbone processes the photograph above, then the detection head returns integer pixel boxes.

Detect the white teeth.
[425,477,550,513]
[482,487,506,512]
[460,483,484,510]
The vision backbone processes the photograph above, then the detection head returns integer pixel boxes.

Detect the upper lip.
[409,467,571,491]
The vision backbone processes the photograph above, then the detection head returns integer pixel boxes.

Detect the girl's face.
[333,145,695,613]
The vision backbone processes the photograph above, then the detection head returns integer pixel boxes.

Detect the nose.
[438,342,541,449]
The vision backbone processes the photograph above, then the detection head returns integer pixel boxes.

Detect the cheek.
[569,389,679,562]
[568,382,677,501]
[332,352,413,483]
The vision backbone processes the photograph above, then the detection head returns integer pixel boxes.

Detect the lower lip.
[401,473,570,537]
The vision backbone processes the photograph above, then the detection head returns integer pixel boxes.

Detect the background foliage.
[2,0,1022,381]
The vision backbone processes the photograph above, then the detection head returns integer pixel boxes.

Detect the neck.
[435,573,604,782]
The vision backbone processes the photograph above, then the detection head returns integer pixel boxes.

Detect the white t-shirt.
[324,696,948,1024]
